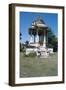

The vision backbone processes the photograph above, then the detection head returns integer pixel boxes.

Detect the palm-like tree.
[20,32,22,52]
[20,32,22,40]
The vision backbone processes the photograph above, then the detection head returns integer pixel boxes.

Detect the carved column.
[43,30,46,48]
[35,29,39,47]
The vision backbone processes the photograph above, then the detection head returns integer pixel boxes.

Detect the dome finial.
[37,16,42,21]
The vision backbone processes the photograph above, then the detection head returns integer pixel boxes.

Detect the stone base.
[40,51,49,58]
[38,46,49,58]
[25,45,53,58]
[29,43,39,47]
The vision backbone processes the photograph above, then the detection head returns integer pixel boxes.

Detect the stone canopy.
[29,17,49,36]
[25,17,53,57]
[32,17,48,28]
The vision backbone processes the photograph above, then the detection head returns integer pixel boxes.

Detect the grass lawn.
[20,52,58,77]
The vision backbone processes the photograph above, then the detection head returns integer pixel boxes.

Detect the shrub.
[24,52,36,57]
[28,52,36,57]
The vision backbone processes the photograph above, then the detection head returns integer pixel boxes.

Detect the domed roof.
[32,17,48,28]
[36,17,45,24]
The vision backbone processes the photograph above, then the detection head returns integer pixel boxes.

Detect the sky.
[20,12,58,43]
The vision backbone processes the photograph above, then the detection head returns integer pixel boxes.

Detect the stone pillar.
[43,30,46,48]
[46,31,48,47]
[29,35,33,44]
[35,30,39,47]
[35,35,39,43]
[34,35,36,43]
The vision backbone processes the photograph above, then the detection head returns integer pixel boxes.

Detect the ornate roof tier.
[32,17,48,28]
[28,17,49,35]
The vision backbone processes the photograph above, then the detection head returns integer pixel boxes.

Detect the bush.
[28,52,36,57]
[24,52,36,57]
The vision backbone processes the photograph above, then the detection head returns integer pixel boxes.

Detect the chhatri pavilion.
[29,17,48,48]
[26,17,53,57]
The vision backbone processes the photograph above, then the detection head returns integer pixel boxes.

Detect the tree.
[20,32,22,40]
[47,28,58,52]
[25,40,29,47]
[20,32,22,52]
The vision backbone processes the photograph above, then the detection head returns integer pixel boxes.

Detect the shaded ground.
[20,52,58,77]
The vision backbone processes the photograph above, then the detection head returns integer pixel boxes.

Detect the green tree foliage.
[20,32,22,40]
[25,40,29,47]
[47,28,58,52]
[20,32,22,52]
